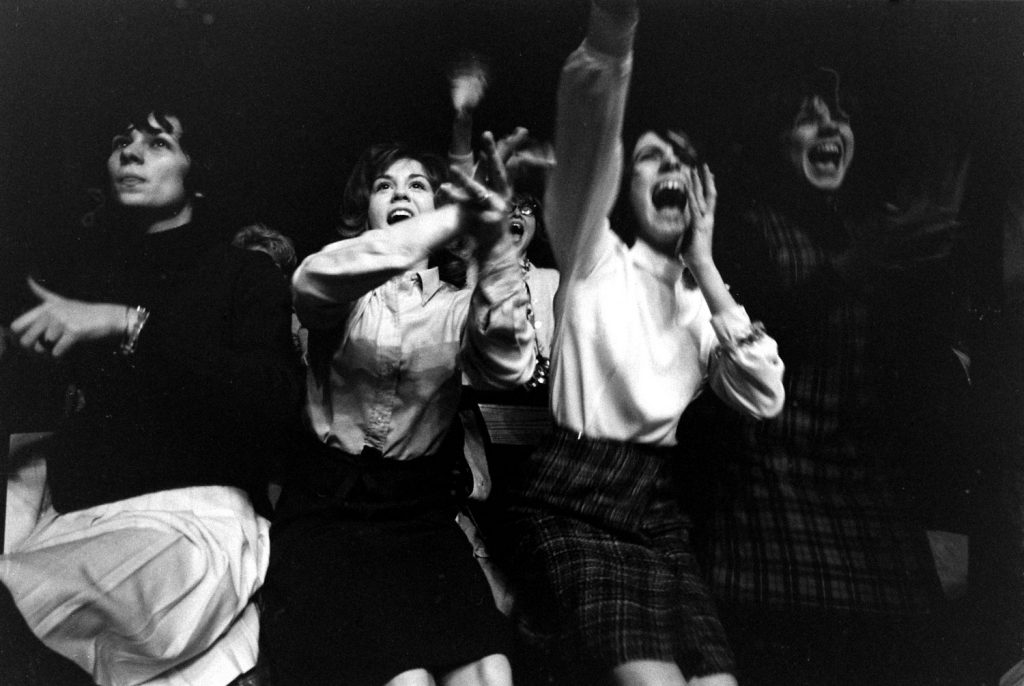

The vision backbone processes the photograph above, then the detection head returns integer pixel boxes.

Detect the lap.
[0,486,268,686]
[263,513,512,686]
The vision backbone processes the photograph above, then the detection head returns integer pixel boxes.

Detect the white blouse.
[544,9,784,446]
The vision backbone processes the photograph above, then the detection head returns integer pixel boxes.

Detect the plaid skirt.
[505,426,734,679]
[705,443,942,615]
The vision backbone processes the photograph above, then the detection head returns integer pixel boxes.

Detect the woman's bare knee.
[385,667,436,686]
[688,673,738,686]
[441,653,512,686]
[611,659,687,686]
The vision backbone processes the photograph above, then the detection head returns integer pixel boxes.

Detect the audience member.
[0,103,299,686]
[503,2,785,684]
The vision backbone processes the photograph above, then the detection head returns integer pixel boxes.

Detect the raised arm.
[544,0,638,275]
[448,55,489,178]
[452,132,536,389]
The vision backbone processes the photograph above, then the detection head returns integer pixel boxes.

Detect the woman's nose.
[119,141,144,164]
[659,153,682,172]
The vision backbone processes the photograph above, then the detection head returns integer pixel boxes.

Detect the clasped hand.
[11,278,126,357]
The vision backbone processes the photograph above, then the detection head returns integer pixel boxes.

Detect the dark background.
[2,1,1024,678]
[2,0,1022,284]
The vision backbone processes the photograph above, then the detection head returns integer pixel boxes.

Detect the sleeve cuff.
[711,305,761,349]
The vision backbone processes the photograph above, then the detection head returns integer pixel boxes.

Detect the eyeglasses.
[508,201,537,217]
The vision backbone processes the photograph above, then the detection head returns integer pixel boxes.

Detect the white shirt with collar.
[547,10,784,447]
[296,257,534,461]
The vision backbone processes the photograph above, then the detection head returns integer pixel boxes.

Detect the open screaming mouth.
[652,179,687,211]
[387,209,413,225]
[808,140,843,168]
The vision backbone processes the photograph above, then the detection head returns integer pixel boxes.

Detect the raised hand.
[493,127,555,185]
[840,153,969,285]
[678,164,718,267]
[10,278,127,357]
[449,53,489,116]
[445,131,513,258]
[593,0,638,18]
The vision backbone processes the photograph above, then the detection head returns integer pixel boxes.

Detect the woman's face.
[508,195,538,261]
[629,129,698,254]
[367,158,436,232]
[786,95,855,192]
[108,113,192,214]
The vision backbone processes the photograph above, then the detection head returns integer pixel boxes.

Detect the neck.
[637,235,678,259]
[140,201,194,234]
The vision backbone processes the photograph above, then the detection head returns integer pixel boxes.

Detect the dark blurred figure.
[695,67,974,686]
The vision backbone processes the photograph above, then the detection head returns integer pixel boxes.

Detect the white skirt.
[0,485,270,686]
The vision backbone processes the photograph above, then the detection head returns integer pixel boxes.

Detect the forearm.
[462,258,535,389]
[544,2,636,269]
[294,205,461,328]
[689,257,739,317]
[449,111,475,178]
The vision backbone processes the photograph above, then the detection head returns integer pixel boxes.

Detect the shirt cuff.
[475,253,522,303]
[711,305,763,350]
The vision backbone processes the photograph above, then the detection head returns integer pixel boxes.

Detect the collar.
[411,266,443,305]
[629,238,686,285]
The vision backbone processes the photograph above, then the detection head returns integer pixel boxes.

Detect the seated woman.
[1,104,300,686]
[261,136,536,686]
[503,1,785,685]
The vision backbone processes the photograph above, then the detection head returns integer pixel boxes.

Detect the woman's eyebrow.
[632,145,661,160]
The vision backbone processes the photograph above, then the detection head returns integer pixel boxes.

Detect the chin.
[802,163,848,192]
[804,172,846,192]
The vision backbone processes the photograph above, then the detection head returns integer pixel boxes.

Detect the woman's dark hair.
[337,142,448,238]
[729,66,862,204]
[335,142,466,286]
[111,104,211,197]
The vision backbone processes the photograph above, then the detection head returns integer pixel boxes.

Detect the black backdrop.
[2,0,1022,272]
[2,1,1024,676]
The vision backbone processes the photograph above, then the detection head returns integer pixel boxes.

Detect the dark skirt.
[261,442,511,686]
[504,426,734,680]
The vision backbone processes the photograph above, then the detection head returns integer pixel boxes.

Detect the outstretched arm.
[292,205,465,329]
[544,0,638,276]
[451,132,537,389]
[11,278,129,358]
